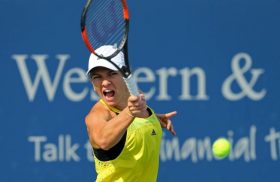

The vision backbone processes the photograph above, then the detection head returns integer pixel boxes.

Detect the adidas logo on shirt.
[151,129,157,136]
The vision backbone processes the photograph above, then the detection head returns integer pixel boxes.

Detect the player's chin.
[103,97,115,103]
[102,96,117,105]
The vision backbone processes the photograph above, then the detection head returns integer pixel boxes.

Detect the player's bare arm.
[85,94,148,150]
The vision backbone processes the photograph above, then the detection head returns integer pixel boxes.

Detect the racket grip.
[124,74,139,96]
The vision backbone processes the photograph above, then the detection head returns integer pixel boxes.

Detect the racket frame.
[81,0,130,77]
[80,0,138,95]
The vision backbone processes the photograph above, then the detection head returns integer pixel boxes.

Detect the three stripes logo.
[151,129,157,136]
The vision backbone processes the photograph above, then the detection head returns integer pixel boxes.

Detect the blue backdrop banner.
[1,0,280,182]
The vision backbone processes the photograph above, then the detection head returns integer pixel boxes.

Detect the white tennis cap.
[86,45,125,75]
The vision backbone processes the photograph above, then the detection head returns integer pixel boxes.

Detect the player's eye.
[92,75,101,80]
[110,71,119,76]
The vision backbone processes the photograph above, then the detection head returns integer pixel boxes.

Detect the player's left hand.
[157,111,177,136]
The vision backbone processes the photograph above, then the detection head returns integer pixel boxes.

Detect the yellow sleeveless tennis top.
[94,100,163,182]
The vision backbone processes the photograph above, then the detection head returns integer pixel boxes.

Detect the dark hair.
[87,69,95,81]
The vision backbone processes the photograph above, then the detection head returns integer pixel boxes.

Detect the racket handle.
[124,74,139,96]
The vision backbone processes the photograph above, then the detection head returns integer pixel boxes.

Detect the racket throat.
[120,66,130,78]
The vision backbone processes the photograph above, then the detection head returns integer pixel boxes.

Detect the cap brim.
[86,58,118,75]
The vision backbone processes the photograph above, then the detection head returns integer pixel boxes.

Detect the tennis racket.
[80,0,139,96]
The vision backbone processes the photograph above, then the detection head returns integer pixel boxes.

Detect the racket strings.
[85,0,125,50]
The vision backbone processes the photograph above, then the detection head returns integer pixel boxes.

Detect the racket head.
[81,0,129,60]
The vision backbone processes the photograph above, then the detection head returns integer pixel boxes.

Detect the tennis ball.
[212,138,231,159]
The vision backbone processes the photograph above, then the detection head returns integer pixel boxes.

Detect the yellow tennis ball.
[212,138,231,159]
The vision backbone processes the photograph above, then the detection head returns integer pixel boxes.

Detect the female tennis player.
[85,45,177,182]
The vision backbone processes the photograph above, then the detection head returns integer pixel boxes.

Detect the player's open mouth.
[103,89,115,99]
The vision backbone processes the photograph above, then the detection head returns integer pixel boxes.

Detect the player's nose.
[102,79,112,86]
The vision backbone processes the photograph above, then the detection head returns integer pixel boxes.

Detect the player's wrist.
[125,107,135,118]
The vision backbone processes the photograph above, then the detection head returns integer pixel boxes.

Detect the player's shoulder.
[85,101,111,124]
[89,101,104,113]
